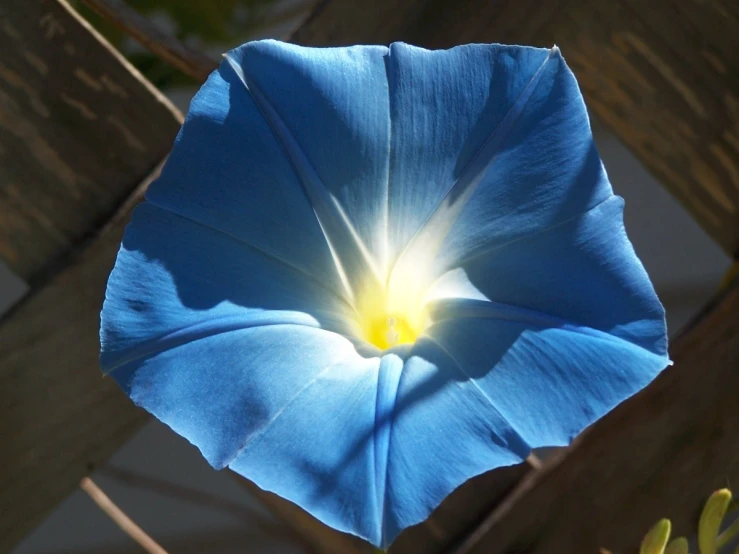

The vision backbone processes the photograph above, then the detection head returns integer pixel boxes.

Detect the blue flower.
[100,40,669,548]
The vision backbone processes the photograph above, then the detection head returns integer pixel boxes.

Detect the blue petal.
[434,46,614,266]
[384,44,597,261]
[429,196,668,356]
[383,342,528,545]
[385,45,613,290]
[115,325,372,469]
[423,314,666,449]
[420,194,669,452]
[224,41,391,296]
[229,354,381,544]
[143,47,377,301]
[101,201,383,537]
[101,202,357,369]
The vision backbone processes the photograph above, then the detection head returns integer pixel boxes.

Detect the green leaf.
[71,0,277,88]
[717,512,739,551]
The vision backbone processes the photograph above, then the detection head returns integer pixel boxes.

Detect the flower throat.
[354,273,430,351]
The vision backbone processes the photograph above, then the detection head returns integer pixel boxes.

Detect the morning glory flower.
[100,40,669,548]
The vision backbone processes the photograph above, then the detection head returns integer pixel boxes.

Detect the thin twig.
[80,477,169,554]
[80,0,218,81]
[100,465,277,529]
[99,465,316,552]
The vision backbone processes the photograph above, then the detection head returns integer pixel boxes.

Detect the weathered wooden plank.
[389,460,535,554]
[451,278,739,554]
[0,163,158,552]
[293,0,739,257]
[0,0,181,284]
[555,0,739,258]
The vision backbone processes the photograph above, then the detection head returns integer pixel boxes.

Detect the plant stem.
[718,514,739,551]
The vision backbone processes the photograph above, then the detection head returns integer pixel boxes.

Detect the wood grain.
[293,0,739,257]
[451,279,739,554]
[0,162,160,552]
[0,0,181,284]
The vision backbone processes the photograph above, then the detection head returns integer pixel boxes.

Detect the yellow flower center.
[364,315,417,350]
[354,277,430,351]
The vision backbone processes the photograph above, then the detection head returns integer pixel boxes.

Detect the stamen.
[386,317,399,347]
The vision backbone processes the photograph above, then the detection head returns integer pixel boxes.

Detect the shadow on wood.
[0,0,181,285]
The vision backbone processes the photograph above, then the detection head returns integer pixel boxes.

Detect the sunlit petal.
[101,203,356,368]
[229,354,381,544]
[433,46,612,271]
[384,342,528,545]
[424,313,666,447]
[226,41,391,287]
[423,195,669,451]
[428,196,667,356]
[144,48,381,300]
[385,43,562,262]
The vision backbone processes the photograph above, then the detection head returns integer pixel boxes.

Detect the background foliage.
[73,0,278,88]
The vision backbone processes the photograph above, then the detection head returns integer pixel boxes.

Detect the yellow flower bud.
[641,518,672,554]
[699,489,732,554]
[665,537,689,554]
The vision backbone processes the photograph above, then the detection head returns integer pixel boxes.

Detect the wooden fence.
[1,0,737,553]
